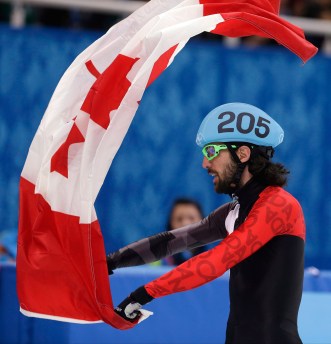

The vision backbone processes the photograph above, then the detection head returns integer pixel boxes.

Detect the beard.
[214,160,238,195]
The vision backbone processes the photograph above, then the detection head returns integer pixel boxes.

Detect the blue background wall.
[0,24,330,268]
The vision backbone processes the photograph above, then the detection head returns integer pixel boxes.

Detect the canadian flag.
[17,0,317,329]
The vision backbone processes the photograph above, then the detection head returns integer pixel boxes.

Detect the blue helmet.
[196,103,284,148]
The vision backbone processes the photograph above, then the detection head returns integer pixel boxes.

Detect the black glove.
[115,286,154,322]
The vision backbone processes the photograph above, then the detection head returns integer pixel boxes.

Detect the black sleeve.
[107,202,232,270]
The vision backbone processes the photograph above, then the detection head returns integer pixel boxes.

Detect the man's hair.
[248,153,289,187]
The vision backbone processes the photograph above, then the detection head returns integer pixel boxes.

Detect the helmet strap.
[223,143,275,193]
[255,146,274,160]
[225,144,248,192]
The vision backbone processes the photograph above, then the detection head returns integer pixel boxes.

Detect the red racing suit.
[108,179,305,343]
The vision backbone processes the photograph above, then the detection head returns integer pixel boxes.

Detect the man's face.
[202,144,237,194]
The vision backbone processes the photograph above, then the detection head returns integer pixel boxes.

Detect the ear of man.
[237,145,251,163]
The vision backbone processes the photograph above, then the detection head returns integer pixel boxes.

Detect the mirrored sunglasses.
[202,144,237,161]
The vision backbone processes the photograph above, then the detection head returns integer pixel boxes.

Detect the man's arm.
[114,187,305,322]
[144,187,305,298]
[107,202,232,272]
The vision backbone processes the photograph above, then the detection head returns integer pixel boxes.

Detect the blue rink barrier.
[1,263,331,344]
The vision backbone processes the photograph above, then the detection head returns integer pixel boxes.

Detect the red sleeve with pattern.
[145,186,305,298]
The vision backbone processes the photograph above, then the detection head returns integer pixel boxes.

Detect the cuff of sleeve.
[106,255,116,274]
[131,286,154,305]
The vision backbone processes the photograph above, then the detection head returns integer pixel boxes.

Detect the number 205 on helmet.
[196,103,284,148]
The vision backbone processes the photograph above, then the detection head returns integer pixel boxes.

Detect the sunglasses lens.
[205,146,216,158]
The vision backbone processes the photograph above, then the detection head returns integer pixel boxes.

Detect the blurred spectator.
[2,1,331,51]
[33,7,72,28]
[0,3,121,30]
[304,0,331,19]
[74,12,121,31]
[300,0,331,49]
[33,7,120,31]
[163,198,207,266]
[280,0,306,16]
[0,3,10,22]
[0,229,17,263]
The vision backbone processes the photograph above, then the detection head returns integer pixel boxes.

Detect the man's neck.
[238,167,253,188]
